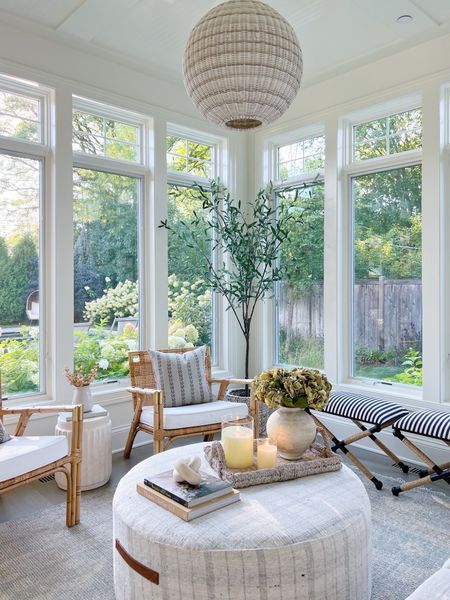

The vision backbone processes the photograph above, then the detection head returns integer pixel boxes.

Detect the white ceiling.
[1,0,450,87]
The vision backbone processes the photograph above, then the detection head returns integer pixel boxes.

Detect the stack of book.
[136,470,240,521]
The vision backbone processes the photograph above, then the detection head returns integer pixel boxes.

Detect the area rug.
[0,469,448,600]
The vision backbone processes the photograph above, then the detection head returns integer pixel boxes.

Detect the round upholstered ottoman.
[113,443,371,600]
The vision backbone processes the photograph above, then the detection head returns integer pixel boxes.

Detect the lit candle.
[257,439,277,469]
[221,425,254,469]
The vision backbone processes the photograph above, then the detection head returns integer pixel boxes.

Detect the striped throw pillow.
[0,420,11,444]
[148,346,213,407]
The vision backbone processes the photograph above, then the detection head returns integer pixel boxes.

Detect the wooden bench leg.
[392,432,450,495]
[392,469,450,495]
[353,419,410,473]
[308,412,383,490]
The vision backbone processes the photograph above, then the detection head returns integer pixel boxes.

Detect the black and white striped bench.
[308,391,410,489]
[392,409,450,495]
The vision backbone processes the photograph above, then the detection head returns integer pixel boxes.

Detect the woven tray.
[204,429,341,488]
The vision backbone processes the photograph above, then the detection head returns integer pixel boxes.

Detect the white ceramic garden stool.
[113,443,372,600]
[55,407,112,491]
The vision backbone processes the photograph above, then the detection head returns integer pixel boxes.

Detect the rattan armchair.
[124,348,259,456]
[0,402,83,527]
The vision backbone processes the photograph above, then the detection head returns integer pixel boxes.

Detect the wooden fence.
[279,278,422,351]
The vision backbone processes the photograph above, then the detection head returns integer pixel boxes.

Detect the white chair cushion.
[0,435,69,482]
[140,400,248,430]
[406,558,450,599]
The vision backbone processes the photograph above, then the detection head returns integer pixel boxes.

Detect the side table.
[55,406,112,491]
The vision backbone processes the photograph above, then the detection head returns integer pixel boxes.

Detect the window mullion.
[421,84,442,402]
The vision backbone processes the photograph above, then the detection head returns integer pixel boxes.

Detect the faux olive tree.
[160,179,297,380]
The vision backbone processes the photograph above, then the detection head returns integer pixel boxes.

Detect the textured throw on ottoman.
[113,443,372,600]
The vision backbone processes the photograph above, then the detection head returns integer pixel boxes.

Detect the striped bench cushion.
[394,409,450,441]
[324,391,409,425]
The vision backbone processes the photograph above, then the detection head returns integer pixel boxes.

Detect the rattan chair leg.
[153,437,164,454]
[203,433,215,442]
[124,423,139,459]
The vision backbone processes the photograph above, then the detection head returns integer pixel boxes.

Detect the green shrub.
[390,348,423,386]
[74,323,138,380]
[0,327,39,394]
[168,274,211,345]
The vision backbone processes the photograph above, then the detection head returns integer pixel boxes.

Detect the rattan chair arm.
[127,386,161,398]
[0,404,83,437]
[0,405,81,416]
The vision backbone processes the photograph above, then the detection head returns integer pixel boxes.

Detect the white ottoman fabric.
[0,436,68,482]
[113,443,371,600]
[140,400,248,430]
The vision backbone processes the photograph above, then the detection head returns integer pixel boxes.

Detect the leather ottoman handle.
[115,538,160,585]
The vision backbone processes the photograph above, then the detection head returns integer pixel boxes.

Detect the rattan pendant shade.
[183,0,303,130]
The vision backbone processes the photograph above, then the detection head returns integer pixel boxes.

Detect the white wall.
[0,20,248,452]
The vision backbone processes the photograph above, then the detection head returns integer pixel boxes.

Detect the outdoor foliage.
[84,280,138,324]
[0,327,39,394]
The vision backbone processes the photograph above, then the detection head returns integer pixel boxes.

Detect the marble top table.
[113,443,371,600]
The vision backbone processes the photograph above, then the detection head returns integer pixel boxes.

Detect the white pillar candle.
[257,440,278,469]
[221,425,254,469]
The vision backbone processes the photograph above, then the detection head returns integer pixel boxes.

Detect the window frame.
[166,124,223,368]
[72,97,151,393]
[0,76,51,403]
[342,98,424,397]
[272,128,325,370]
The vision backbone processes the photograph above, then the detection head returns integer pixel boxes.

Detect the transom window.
[72,108,140,162]
[353,108,422,161]
[166,135,214,178]
[0,89,41,143]
[277,135,325,180]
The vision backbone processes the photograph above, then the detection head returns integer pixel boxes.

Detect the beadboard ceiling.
[1,0,450,86]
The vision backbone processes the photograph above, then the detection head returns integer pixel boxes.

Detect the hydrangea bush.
[253,367,332,411]
[84,280,138,324]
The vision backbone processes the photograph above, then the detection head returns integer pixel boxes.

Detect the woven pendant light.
[183,0,303,130]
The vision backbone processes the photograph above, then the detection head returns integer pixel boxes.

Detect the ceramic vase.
[266,407,316,460]
[72,384,93,412]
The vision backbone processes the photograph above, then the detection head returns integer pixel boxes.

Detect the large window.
[73,168,139,382]
[275,133,325,369]
[0,81,45,398]
[0,154,42,396]
[352,165,422,386]
[349,102,423,387]
[166,132,216,356]
[276,183,325,368]
[73,100,143,383]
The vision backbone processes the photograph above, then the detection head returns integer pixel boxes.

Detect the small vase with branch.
[160,178,299,417]
[65,364,98,412]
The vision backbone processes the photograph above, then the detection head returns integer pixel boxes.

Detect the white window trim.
[166,124,226,371]
[267,127,326,370]
[0,77,52,405]
[72,97,152,396]
[341,100,425,399]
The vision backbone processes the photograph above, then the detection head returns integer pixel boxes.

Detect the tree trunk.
[245,331,250,381]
